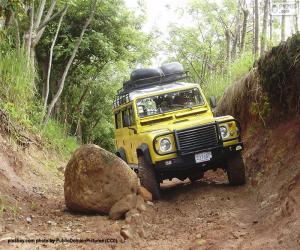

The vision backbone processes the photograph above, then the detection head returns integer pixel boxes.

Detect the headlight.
[220,125,229,139]
[160,138,171,152]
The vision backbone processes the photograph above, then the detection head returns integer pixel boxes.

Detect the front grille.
[176,123,219,155]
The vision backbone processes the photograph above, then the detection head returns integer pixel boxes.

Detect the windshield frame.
[135,87,206,118]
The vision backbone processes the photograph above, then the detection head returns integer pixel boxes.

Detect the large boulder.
[64,144,139,214]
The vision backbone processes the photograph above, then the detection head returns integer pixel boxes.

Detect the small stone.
[195,233,202,239]
[111,223,121,232]
[146,201,154,206]
[136,195,146,212]
[137,187,152,202]
[47,220,57,226]
[26,217,32,223]
[138,228,146,238]
[109,194,138,220]
[125,216,132,224]
[125,208,139,218]
[195,239,207,246]
[0,224,5,233]
[120,226,133,240]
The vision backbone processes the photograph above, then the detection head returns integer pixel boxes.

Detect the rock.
[130,213,143,225]
[126,208,139,217]
[26,217,32,223]
[136,195,146,212]
[64,144,139,214]
[120,225,133,240]
[111,223,121,232]
[146,201,154,206]
[138,228,146,238]
[195,233,202,239]
[137,186,152,202]
[190,239,207,249]
[47,220,57,226]
[109,194,137,220]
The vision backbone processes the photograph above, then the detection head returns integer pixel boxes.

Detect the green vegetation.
[0,0,153,155]
[0,195,21,219]
[258,34,300,113]
[0,0,296,155]
[202,52,254,98]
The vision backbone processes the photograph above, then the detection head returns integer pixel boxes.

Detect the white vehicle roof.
[129,82,198,101]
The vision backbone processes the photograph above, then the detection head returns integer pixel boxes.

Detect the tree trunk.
[254,0,259,57]
[43,6,68,116]
[225,29,231,64]
[4,8,12,28]
[281,15,286,41]
[281,0,286,41]
[295,0,299,33]
[11,11,21,53]
[43,0,98,124]
[33,0,57,48]
[260,0,269,55]
[231,2,241,60]
[295,14,299,33]
[34,0,46,30]
[75,107,84,144]
[26,2,34,63]
[240,7,249,53]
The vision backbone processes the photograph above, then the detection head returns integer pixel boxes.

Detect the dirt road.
[0,169,264,250]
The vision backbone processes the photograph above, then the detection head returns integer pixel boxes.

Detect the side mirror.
[209,96,217,109]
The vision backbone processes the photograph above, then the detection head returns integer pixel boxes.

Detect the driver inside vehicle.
[173,95,187,106]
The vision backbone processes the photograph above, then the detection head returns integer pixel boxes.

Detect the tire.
[226,152,246,185]
[189,172,204,182]
[138,155,161,200]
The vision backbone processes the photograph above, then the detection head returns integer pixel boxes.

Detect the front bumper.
[155,143,243,173]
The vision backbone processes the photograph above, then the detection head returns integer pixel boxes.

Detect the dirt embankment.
[216,34,300,249]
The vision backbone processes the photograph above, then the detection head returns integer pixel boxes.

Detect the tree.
[261,0,269,54]
[25,0,58,61]
[43,5,68,115]
[254,0,259,57]
[281,0,286,41]
[240,2,249,53]
[43,0,97,124]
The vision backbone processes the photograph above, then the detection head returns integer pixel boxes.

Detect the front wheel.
[226,152,246,185]
[138,155,161,200]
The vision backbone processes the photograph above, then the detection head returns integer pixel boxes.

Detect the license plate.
[195,151,212,163]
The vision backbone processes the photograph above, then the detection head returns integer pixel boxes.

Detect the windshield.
[136,88,204,118]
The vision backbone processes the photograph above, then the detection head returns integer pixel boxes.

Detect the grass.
[0,195,21,219]
[0,42,78,158]
[202,52,254,99]
[41,120,79,156]
[0,48,35,110]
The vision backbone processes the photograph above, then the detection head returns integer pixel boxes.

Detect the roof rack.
[124,71,187,92]
[113,92,130,109]
[113,62,189,109]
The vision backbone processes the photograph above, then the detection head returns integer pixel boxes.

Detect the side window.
[128,107,135,126]
[122,106,136,128]
[114,112,122,129]
[122,109,130,127]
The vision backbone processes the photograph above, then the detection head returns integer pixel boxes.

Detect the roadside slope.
[216,34,300,249]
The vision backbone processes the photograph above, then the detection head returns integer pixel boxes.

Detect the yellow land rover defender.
[113,62,245,199]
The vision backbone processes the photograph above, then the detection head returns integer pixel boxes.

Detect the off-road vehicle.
[113,62,245,199]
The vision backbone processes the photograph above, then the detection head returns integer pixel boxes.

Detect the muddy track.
[0,170,263,250]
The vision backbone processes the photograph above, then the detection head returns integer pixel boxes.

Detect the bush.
[258,34,300,113]
[0,41,78,157]
[41,120,79,156]
[0,48,35,109]
[202,52,254,99]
